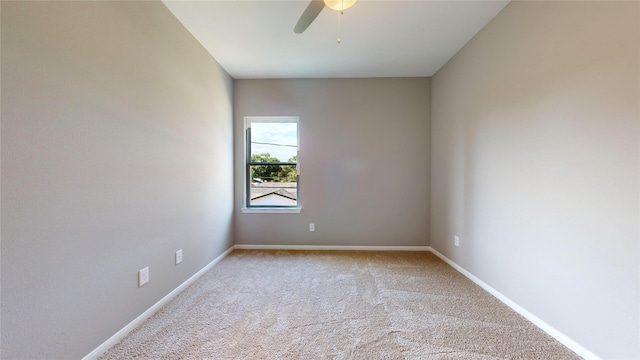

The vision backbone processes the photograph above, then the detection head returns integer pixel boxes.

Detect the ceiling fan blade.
[294,0,325,34]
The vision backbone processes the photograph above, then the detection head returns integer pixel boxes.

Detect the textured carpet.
[100,250,581,359]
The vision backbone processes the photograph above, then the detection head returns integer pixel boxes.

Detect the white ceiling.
[162,0,509,79]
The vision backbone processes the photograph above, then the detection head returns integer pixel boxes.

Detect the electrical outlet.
[138,267,149,287]
[454,235,460,247]
[176,249,183,265]
[309,223,315,232]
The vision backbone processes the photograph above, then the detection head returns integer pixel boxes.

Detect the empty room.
[1,0,638,359]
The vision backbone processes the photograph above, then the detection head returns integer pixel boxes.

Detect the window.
[244,117,299,212]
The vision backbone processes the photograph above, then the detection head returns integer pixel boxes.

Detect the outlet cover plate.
[139,267,149,287]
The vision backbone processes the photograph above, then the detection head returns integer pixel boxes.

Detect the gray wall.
[430,1,639,358]
[1,2,234,358]
[234,78,430,247]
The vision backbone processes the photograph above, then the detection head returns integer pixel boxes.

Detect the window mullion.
[248,162,296,166]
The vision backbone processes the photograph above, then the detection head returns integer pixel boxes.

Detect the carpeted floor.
[100,250,581,359]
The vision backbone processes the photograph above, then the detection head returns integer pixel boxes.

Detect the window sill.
[241,207,302,214]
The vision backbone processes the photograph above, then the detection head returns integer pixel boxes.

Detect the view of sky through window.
[251,122,298,162]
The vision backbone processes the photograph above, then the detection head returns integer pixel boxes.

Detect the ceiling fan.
[294,0,358,34]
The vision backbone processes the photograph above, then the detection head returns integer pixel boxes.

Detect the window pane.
[250,122,298,163]
[250,164,297,206]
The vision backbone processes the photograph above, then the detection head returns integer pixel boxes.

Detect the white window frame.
[241,116,301,214]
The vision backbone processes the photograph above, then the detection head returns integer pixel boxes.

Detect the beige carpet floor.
[100,250,581,359]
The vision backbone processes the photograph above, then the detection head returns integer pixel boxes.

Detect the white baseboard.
[428,248,600,360]
[83,244,597,360]
[233,244,432,251]
[82,246,234,360]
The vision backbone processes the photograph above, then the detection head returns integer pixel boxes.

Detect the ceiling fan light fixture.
[323,0,357,11]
